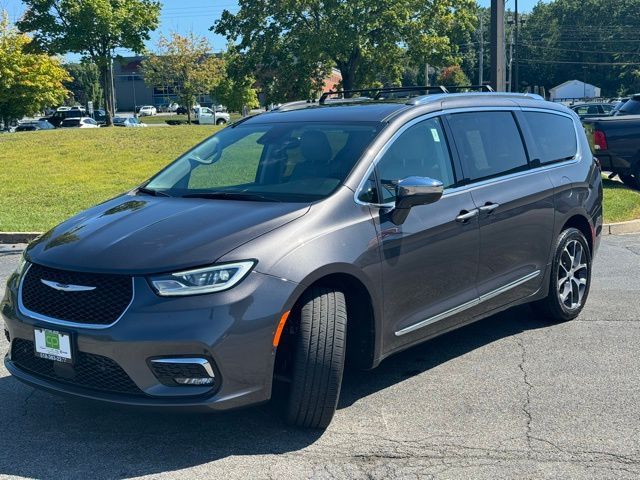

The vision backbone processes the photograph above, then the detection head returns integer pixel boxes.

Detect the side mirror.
[390,176,444,225]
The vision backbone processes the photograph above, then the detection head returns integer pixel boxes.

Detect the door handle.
[455,209,479,223]
[479,203,500,214]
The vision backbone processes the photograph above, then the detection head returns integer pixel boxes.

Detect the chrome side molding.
[395,270,541,336]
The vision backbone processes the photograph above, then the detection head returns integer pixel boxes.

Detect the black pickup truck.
[583,98,640,190]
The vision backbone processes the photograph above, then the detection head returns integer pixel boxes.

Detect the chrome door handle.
[479,203,500,214]
[455,209,479,223]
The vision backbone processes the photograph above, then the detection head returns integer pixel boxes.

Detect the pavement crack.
[515,336,534,450]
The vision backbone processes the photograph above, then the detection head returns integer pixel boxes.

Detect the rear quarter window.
[521,112,577,165]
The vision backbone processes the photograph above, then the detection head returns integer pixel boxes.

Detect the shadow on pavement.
[0,304,551,479]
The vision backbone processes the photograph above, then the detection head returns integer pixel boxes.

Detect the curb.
[2,220,640,244]
[0,232,41,244]
[602,219,640,236]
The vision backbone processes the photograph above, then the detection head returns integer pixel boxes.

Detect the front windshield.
[145,121,381,202]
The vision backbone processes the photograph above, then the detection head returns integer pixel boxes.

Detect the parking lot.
[0,235,639,479]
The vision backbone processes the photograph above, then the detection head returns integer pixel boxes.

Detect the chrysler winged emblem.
[41,279,96,292]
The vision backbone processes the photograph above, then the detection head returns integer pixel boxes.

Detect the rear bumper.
[2,269,298,411]
[597,153,634,174]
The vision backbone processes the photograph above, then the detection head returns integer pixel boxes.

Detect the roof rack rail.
[319,86,447,104]
[444,85,495,92]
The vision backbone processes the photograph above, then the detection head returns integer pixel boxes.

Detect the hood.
[26,194,310,274]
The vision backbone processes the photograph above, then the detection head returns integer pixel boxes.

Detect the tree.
[18,0,161,125]
[142,33,225,124]
[519,0,640,96]
[0,12,69,128]
[65,61,103,108]
[437,65,471,87]
[214,0,476,102]
[211,47,259,113]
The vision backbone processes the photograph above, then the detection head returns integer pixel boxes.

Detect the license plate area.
[34,328,73,364]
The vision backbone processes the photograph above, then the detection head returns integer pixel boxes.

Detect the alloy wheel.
[557,239,589,310]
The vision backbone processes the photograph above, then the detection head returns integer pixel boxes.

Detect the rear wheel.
[532,228,592,322]
[285,286,347,429]
[216,119,227,125]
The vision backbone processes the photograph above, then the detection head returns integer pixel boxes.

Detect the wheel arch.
[561,213,594,255]
[276,265,382,373]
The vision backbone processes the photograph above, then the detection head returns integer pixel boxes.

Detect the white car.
[60,117,100,128]
[193,106,230,125]
[113,116,147,128]
[138,105,157,116]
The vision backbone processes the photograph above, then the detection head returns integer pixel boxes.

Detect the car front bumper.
[2,268,298,411]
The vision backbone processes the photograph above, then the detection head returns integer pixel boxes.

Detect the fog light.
[175,377,215,385]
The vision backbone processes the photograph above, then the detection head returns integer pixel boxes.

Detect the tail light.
[594,130,608,151]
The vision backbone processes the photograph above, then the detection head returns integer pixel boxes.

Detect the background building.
[549,80,601,101]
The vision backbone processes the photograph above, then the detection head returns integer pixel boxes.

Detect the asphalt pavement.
[0,235,639,479]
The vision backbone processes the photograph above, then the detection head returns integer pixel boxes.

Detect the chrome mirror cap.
[391,176,444,225]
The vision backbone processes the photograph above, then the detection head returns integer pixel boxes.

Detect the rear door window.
[446,111,529,183]
[521,111,577,165]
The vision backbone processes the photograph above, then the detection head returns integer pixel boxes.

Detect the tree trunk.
[101,61,114,126]
[337,48,361,96]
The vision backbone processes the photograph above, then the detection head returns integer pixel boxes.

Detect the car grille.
[11,339,143,395]
[21,263,133,326]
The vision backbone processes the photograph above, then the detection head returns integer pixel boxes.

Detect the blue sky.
[1,0,545,57]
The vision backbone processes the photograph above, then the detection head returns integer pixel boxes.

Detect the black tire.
[216,119,226,125]
[619,172,640,190]
[532,228,592,322]
[285,286,347,429]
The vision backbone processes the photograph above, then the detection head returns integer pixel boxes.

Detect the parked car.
[584,111,640,189]
[570,103,614,119]
[15,120,55,132]
[113,116,147,128]
[60,117,100,128]
[92,109,107,125]
[176,103,201,116]
[45,107,86,128]
[193,106,230,125]
[612,94,640,116]
[2,88,602,429]
[137,105,157,117]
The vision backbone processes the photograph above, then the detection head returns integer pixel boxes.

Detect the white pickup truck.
[193,107,230,125]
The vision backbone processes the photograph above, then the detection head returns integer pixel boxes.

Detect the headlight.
[149,261,256,297]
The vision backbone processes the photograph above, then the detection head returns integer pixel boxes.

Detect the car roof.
[241,92,565,126]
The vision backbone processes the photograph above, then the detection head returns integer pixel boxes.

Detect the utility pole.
[478,14,484,86]
[514,0,520,92]
[490,0,506,91]
[507,21,514,92]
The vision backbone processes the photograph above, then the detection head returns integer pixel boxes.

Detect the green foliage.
[211,47,259,112]
[65,61,103,108]
[519,0,640,96]
[18,0,161,124]
[437,65,471,87]
[214,0,476,103]
[142,33,225,124]
[0,12,69,126]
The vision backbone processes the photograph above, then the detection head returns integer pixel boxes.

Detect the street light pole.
[490,0,506,91]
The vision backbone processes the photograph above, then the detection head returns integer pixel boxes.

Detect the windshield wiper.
[137,187,171,197]
[181,191,280,202]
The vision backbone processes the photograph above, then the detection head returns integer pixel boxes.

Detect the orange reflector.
[273,310,290,348]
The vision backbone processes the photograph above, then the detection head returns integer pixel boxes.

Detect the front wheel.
[532,228,592,322]
[285,286,347,429]
[216,119,227,125]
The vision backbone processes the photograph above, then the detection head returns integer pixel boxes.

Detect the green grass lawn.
[1,127,639,231]
[601,177,640,224]
[0,126,219,231]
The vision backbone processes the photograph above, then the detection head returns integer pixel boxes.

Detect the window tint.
[375,117,455,203]
[617,98,640,115]
[522,112,577,165]
[601,104,614,113]
[447,111,528,182]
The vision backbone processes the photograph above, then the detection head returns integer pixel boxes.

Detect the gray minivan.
[2,87,603,428]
